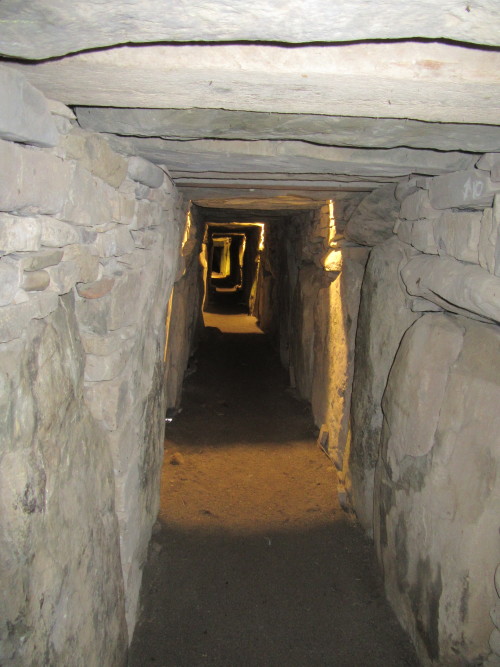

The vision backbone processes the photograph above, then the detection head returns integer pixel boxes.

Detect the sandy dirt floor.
[129,298,419,666]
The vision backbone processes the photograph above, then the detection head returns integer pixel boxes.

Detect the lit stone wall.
[348,165,500,665]
[258,204,369,508]
[0,69,186,664]
[164,206,204,411]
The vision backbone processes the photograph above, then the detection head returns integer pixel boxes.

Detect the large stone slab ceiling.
[0,0,498,59]
[104,136,476,179]
[5,42,500,124]
[76,108,500,154]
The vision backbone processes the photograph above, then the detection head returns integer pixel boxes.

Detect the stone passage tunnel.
[1,4,500,666]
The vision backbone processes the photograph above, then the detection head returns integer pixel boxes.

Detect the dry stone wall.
[0,68,186,664]
[164,206,204,410]
[258,205,368,508]
[347,160,500,665]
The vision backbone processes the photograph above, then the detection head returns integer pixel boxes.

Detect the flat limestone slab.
[5,42,500,124]
[0,0,498,59]
[104,136,475,179]
[76,107,500,153]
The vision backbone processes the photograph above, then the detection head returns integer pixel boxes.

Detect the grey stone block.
[127,156,164,189]
[477,153,500,182]
[0,258,22,305]
[63,244,100,283]
[46,260,80,294]
[479,197,500,277]
[400,189,441,221]
[435,210,481,264]
[83,134,128,188]
[94,227,135,257]
[60,165,114,227]
[344,184,399,246]
[0,291,58,342]
[80,326,136,356]
[401,253,500,324]
[22,270,50,291]
[15,248,63,271]
[84,336,135,381]
[0,139,72,215]
[429,169,500,210]
[0,214,41,254]
[40,217,81,247]
[410,219,438,254]
[0,66,58,147]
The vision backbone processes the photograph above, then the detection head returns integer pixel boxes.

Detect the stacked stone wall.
[0,69,187,664]
[258,204,369,507]
[348,160,500,665]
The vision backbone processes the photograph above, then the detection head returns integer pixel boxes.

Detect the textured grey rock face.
[0,66,58,147]
[401,253,500,324]
[400,190,441,221]
[6,42,500,124]
[477,153,500,182]
[348,238,421,533]
[435,210,482,264]
[429,169,500,209]
[0,258,21,305]
[76,107,500,153]
[0,109,188,661]
[0,139,72,215]
[375,313,500,665]
[127,156,164,188]
[479,196,500,276]
[0,214,41,254]
[0,0,498,59]
[344,185,400,246]
[106,136,475,181]
[0,295,128,666]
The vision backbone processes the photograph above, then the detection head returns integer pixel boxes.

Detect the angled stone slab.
[401,254,500,323]
[76,107,500,154]
[0,66,58,147]
[344,184,400,246]
[6,42,500,124]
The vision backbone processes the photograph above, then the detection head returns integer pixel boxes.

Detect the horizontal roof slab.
[76,107,500,153]
[5,42,500,123]
[0,0,499,59]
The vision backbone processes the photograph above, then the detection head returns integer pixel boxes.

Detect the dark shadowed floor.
[129,301,419,667]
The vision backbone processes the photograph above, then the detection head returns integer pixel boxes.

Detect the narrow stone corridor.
[129,306,418,666]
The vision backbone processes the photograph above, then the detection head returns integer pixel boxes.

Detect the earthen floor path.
[129,308,418,667]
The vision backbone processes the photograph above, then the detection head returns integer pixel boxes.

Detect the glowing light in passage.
[328,199,337,246]
[182,209,192,251]
[258,223,265,251]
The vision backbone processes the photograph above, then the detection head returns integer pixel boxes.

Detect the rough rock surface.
[5,42,500,124]
[0,0,498,59]
[76,107,500,153]
[401,253,500,324]
[344,185,400,246]
[0,110,189,664]
[0,295,128,666]
[127,156,164,189]
[0,66,58,147]
[375,313,500,664]
[105,137,475,179]
[479,195,500,276]
[429,169,500,210]
[348,238,421,533]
